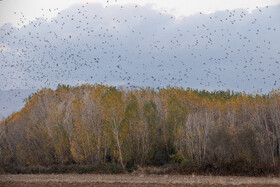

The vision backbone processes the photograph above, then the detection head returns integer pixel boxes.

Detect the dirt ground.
[1,174,280,187]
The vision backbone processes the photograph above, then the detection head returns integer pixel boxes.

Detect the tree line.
[1,85,280,175]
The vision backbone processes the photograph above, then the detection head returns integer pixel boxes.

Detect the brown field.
[1,174,280,187]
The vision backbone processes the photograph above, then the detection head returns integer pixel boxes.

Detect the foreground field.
[1,174,280,187]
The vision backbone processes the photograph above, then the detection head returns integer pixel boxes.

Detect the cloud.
[0,89,35,117]
[0,43,10,53]
[0,3,280,93]
[1,0,280,27]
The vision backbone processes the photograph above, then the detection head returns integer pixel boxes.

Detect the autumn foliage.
[1,85,280,175]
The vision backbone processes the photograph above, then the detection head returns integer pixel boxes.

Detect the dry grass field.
[1,174,280,187]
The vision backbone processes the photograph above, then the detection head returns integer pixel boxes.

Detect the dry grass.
[1,174,280,186]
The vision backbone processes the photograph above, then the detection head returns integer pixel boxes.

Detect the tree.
[102,87,126,170]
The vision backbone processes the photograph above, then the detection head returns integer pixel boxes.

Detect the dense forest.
[1,85,280,175]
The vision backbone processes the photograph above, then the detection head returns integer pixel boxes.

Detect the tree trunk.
[113,118,125,171]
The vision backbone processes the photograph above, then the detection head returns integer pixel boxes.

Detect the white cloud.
[1,0,279,26]
[104,81,127,87]
[144,0,280,17]
[0,43,11,53]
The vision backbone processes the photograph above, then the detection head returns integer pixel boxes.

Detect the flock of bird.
[0,2,280,115]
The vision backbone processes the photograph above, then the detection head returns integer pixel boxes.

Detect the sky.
[1,0,280,117]
[1,0,280,27]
